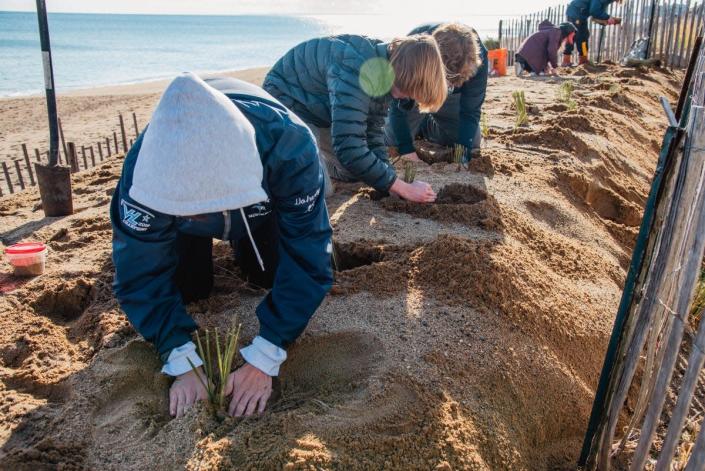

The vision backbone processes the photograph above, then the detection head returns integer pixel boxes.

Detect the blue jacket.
[567,0,616,21]
[263,35,397,192]
[111,77,334,360]
[388,23,488,155]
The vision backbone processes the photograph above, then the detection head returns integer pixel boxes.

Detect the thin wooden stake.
[34,148,41,162]
[98,141,103,161]
[119,114,128,153]
[113,131,118,155]
[81,145,87,170]
[13,160,25,190]
[89,146,96,167]
[67,142,79,173]
[105,137,112,156]
[22,144,35,186]
[132,111,139,137]
[2,161,14,194]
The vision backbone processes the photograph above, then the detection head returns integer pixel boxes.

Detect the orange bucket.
[488,48,508,76]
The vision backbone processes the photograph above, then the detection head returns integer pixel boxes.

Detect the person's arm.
[457,50,488,152]
[589,0,612,21]
[111,176,200,372]
[387,99,416,155]
[327,65,397,192]
[253,127,334,353]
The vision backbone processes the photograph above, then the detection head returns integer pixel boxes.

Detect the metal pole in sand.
[33,0,73,216]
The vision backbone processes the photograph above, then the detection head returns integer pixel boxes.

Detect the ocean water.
[0,11,504,97]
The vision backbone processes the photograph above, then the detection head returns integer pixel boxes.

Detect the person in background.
[263,34,447,204]
[563,0,622,66]
[515,21,578,76]
[384,23,487,163]
[111,73,333,418]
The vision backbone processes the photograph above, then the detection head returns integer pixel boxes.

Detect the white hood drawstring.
[240,208,265,272]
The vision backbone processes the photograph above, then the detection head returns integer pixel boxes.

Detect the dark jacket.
[263,35,396,192]
[111,77,334,360]
[517,20,563,72]
[567,0,615,21]
[388,23,488,155]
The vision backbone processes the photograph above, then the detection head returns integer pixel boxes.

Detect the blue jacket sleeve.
[110,170,197,360]
[327,63,397,192]
[457,50,488,150]
[388,99,416,155]
[590,0,612,20]
[256,126,334,349]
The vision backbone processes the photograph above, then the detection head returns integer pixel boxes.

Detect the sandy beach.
[0,63,685,469]
[0,67,268,184]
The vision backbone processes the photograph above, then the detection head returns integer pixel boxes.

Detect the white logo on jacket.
[121,199,154,232]
[294,188,320,213]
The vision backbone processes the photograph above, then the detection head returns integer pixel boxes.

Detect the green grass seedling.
[403,161,416,183]
[188,323,242,416]
[557,81,578,111]
[512,90,529,128]
[452,143,466,171]
[480,111,489,139]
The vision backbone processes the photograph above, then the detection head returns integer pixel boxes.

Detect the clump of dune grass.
[188,323,242,415]
[480,111,490,139]
[557,81,578,111]
[512,90,529,128]
[452,143,467,171]
[403,161,416,183]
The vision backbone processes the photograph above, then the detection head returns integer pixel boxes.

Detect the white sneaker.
[514,62,523,76]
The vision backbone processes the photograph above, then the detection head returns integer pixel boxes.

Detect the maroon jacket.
[517,20,563,73]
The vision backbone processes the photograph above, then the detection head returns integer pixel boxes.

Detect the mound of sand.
[0,64,681,469]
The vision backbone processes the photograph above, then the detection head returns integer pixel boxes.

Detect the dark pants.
[564,17,590,57]
[173,215,279,303]
[384,93,482,151]
[515,54,535,73]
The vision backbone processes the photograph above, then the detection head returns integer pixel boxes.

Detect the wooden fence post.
[89,146,96,167]
[119,114,128,153]
[105,137,111,156]
[58,116,68,164]
[67,142,79,173]
[81,145,87,169]
[132,112,139,138]
[98,141,103,161]
[13,160,25,190]
[2,161,14,194]
[22,144,35,186]
[498,20,503,48]
[113,131,118,155]
[34,148,41,162]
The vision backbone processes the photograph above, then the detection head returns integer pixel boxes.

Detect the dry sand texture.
[0,64,683,469]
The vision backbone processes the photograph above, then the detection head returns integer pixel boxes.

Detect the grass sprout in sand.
[452,143,467,171]
[557,81,577,111]
[480,111,490,138]
[512,90,529,128]
[188,323,242,415]
[403,161,416,183]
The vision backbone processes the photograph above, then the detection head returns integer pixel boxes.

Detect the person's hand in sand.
[225,363,273,417]
[401,152,422,163]
[169,367,208,417]
[390,178,437,203]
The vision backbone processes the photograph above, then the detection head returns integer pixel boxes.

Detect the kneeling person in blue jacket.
[385,23,488,163]
[111,73,333,418]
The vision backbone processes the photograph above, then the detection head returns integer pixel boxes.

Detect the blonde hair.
[433,23,482,87]
[389,35,448,113]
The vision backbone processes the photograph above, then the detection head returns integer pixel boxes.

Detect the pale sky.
[0,0,562,16]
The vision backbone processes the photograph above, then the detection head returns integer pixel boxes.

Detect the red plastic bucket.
[4,242,48,276]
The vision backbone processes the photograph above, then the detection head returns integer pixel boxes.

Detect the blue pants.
[564,17,590,56]
[384,93,482,151]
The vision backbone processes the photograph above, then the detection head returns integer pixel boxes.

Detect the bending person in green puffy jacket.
[264,34,447,203]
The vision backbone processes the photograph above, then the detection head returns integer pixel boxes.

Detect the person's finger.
[229,385,247,417]
[234,392,255,417]
[244,393,260,416]
[169,388,177,416]
[176,389,186,418]
[257,390,272,414]
[185,387,196,408]
[224,373,235,396]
